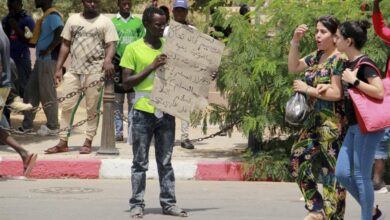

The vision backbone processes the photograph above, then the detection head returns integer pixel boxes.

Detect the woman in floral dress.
[288,16,346,220]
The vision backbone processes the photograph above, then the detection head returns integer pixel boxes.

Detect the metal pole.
[98,77,119,155]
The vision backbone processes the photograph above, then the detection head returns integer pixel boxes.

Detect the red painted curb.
[0,159,101,179]
[195,161,244,181]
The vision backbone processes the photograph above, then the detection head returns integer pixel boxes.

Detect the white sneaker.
[375,186,389,194]
[9,96,33,112]
[37,125,58,136]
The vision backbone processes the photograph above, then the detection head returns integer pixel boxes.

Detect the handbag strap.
[355,56,383,79]
[386,56,390,78]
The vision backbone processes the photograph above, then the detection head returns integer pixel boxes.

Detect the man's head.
[239,4,250,16]
[118,0,132,17]
[142,7,166,38]
[82,0,100,16]
[172,0,188,24]
[159,5,170,23]
[7,0,23,16]
[34,0,52,9]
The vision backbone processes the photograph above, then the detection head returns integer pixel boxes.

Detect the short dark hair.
[7,0,22,5]
[159,5,170,22]
[239,4,250,16]
[142,6,166,25]
[117,0,129,4]
[316,15,339,35]
[338,20,371,50]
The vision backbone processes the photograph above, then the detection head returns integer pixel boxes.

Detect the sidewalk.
[0,99,248,180]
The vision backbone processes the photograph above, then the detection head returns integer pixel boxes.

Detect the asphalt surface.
[1,179,389,220]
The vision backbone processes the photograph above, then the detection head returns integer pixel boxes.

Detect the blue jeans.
[335,124,385,220]
[129,110,176,209]
[375,128,390,159]
[114,93,134,138]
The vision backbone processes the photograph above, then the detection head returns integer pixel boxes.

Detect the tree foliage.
[196,0,390,143]
[192,0,390,181]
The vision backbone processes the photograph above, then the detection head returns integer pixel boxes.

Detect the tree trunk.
[248,131,261,154]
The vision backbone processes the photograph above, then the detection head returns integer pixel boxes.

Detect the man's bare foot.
[79,139,92,154]
[23,153,38,176]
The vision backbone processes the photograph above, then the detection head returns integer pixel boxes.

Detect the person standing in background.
[2,0,35,124]
[19,0,63,136]
[112,0,144,143]
[2,0,35,99]
[44,0,118,154]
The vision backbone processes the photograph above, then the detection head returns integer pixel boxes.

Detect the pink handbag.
[348,57,390,133]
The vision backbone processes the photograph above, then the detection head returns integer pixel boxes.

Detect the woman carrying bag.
[334,20,385,220]
[288,16,346,220]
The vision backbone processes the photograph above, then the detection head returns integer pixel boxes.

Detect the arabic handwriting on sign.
[158,82,171,95]
[175,43,186,51]
[173,94,192,104]
[151,20,224,121]
[197,43,221,54]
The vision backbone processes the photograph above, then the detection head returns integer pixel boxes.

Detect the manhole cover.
[30,187,103,194]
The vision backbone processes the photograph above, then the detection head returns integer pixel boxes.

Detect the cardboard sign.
[150,21,225,121]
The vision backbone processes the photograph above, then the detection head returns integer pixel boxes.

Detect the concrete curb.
[0,159,244,180]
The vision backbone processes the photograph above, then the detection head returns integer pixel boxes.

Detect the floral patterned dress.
[290,50,346,220]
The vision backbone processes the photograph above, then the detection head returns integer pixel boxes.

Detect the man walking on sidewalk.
[120,7,187,218]
[19,0,63,135]
[0,22,37,177]
[45,0,118,154]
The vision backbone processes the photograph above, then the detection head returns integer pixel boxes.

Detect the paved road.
[1,179,389,220]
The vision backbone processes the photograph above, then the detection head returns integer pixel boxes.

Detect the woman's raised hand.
[292,24,309,43]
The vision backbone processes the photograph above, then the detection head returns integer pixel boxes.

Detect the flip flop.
[79,145,92,154]
[23,153,37,177]
[162,206,188,217]
[130,207,144,219]
[45,146,69,154]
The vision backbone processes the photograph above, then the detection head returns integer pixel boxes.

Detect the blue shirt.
[0,24,11,88]
[2,12,35,61]
[36,13,63,61]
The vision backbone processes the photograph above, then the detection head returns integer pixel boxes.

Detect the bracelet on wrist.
[290,40,300,47]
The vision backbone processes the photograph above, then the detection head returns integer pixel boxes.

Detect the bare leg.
[373,159,385,185]
[56,139,68,148]
[0,127,37,176]
[83,138,92,147]
[79,138,93,154]
[0,128,28,162]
